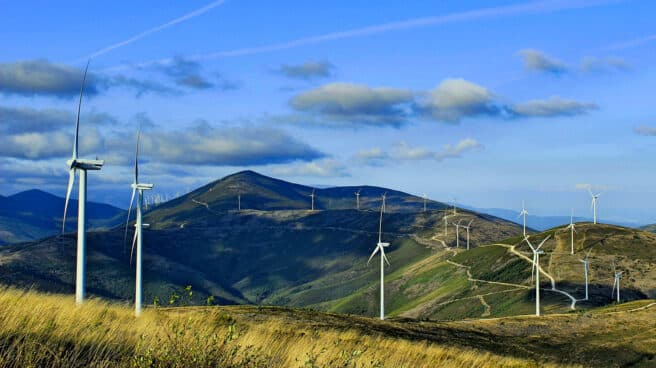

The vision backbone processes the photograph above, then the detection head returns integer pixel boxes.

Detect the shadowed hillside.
[0,189,125,244]
[0,172,654,322]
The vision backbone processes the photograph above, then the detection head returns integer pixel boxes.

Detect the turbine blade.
[611,279,616,297]
[381,248,391,266]
[536,235,551,251]
[62,169,76,234]
[135,129,140,183]
[124,188,137,252]
[129,228,138,265]
[73,61,90,159]
[367,246,381,265]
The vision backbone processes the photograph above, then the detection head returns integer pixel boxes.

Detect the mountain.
[0,171,653,322]
[0,189,125,244]
[471,206,645,231]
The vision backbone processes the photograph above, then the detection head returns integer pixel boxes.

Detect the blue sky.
[1,0,655,224]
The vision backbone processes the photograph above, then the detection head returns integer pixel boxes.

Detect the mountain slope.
[0,171,653,322]
[0,189,125,244]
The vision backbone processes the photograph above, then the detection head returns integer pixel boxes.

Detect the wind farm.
[1,1,656,367]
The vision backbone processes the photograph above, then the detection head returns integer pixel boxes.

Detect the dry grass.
[0,288,575,368]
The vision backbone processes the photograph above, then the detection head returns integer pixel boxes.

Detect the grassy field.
[0,288,654,367]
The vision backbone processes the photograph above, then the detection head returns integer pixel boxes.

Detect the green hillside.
[0,171,654,323]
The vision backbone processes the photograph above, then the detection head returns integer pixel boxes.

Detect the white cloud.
[357,138,483,165]
[509,97,598,117]
[270,159,349,177]
[518,49,568,74]
[289,82,413,127]
[635,126,656,136]
[418,79,498,122]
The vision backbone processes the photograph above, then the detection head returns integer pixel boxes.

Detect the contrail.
[601,34,656,51]
[104,0,621,72]
[83,0,227,60]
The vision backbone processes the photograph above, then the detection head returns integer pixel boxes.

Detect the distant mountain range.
[465,206,644,231]
[0,189,125,244]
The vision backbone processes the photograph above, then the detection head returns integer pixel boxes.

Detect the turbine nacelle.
[67,158,104,171]
[131,183,154,191]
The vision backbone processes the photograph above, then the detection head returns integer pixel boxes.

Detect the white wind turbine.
[579,249,591,301]
[355,189,361,210]
[61,62,104,305]
[309,188,315,211]
[589,189,601,224]
[565,209,577,254]
[381,192,387,213]
[462,220,474,250]
[452,198,457,215]
[611,261,623,303]
[453,219,463,248]
[367,200,390,320]
[443,213,449,236]
[524,235,552,316]
[124,130,153,317]
[518,200,529,237]
[422,193,427,212]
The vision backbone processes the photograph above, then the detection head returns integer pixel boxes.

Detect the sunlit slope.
[324,222,656,321]
[1,288,655,367]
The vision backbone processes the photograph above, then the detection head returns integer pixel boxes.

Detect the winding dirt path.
[494,243,578,309]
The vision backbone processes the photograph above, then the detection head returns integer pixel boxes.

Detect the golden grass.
[0,288,576,367]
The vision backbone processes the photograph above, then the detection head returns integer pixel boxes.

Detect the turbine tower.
[422,193,427,212]
[611,261,622,303]
[518,200,528,236]
[524,235,551,316]
[443,214,449,236]
[381,192,387,214]
[453,220,463,248]
[309,188,315,211]
[61,62,104,305]
[124,131,153,317]
[579,249,591,301]
[452,198,457,215]
[565,209,577,254]
[589,189,600,224]
[367,200,390,320]
[355,189,361,210]
[462,220,474,250]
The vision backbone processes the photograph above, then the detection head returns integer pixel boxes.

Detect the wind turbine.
[611,261,623,303]
[452,198,457,215]
[381,192,387,213]
[309,188,315,211]
[579,249,591,301]
[367,200,390,320]
[453,220,463,248]
[355,189,361,210]
[565,209,577,254]
[422,193,427,212]
[61,62,104,305]
[524,235,552,316]
[124,130,153,317]
[518,200,528,236]
[238,192,241,211]
[589,189,600,224]
[443,214,449,236]
[462,220,474,250]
